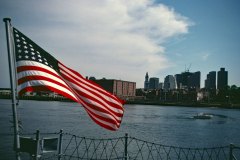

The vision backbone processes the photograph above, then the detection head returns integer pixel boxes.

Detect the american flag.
[13,27,125,131]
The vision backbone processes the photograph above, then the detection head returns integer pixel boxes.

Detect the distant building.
[159,82,164,89]
[164,75,177,90]
[0,88,11,95]
[93,79,136,100]
[175,71,201,90]
[144,72,149,90]
[175,72,192,89]
[188,71,201,89]
[175,74,182,89]
[205,71,216,90]
[149,77,159,90]
[217,68,228,90]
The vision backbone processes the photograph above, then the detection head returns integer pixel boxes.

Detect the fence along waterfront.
[17,130,240,160]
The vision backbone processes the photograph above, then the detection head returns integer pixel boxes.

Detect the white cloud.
[7,0,192,87]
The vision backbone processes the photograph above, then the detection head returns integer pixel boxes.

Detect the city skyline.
[145,67,229,90]
[0,0,240,88]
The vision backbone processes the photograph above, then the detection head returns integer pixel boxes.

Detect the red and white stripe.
[58,62,124,131]
[17,60,79,102]
[16,60,124,131]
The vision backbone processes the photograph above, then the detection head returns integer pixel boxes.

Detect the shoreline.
[1,95,240,109]
[126,100,240,109]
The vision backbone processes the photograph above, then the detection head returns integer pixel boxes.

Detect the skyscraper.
[205,71,216,90]
[217,68,228,90]
[175,74,182,89]
[175,71,201,89]
[188,71,201,89]
[149,77,159,89]
[144,72,149,90]
[164,75,177,90]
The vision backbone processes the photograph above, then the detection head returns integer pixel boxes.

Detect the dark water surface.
[1,99,240,158]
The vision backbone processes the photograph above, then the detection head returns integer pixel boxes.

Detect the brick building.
[92,79,136,100]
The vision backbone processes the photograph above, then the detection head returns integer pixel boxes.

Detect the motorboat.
[193,113,213,119]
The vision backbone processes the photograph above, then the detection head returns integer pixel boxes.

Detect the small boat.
[193,113,213,119]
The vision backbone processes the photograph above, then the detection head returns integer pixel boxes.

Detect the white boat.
[193,113,213,119]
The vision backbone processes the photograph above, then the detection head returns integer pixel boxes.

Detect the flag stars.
[14,32,55,70]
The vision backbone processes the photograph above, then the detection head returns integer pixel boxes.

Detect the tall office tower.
[217,68,228,90]
[180,72,192,89]
[205,71,216,90]
[175,71,200,89]
[164,75,177,90]
[188,71,201,89]
[144,72,149,90]
[175,74,182,89]
[149,77,160,89]
[159,82,164,89]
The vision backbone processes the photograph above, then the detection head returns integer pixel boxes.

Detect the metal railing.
[18,130,240,160]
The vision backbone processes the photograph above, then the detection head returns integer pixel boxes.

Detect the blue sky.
[0,0,239,88]
[157,0,240,87]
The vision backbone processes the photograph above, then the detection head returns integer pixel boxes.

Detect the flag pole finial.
[3,17,11,22]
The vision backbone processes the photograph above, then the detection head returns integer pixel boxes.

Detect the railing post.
[124,133,128,160]
[229,143,234,160]
[58,129,63,160]
[34,130,40,160]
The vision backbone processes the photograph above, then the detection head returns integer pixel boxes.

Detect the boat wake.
[192,113,228,120]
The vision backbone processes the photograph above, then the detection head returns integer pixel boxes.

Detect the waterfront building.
[93,79,136,100]
[144,72,149,90]
[164,75,177,90]
[188,71,201,89]
[175,71,200,90]
[149,77,159,90]
[205,71,216,90]
[0,88,11,95]
[175,74,182,89]
[159,82,164,89]
[217,68,228,90]
[175,72,191,89]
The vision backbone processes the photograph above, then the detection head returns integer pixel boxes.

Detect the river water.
[0,99,240,158]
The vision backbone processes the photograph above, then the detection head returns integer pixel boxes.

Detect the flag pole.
[3,17,21,160]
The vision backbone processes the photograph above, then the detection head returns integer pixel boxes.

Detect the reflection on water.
[0,99,240,158]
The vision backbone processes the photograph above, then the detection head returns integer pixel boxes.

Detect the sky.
[0,0,240,88]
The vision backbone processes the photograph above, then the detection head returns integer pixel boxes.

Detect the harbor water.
[0,99,240,159]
